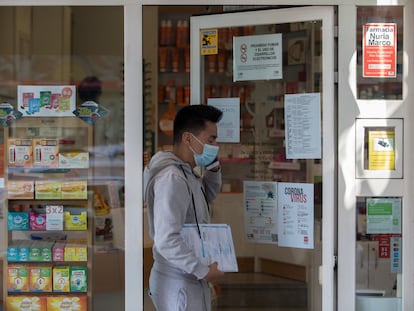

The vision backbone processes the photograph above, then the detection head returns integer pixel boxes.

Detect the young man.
[143,105,224,311]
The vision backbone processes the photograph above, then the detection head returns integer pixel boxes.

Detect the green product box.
[70,266,87,292]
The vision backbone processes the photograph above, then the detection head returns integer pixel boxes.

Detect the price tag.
[46,205,64,230]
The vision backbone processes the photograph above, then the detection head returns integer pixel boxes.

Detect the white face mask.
[189,134,219,167]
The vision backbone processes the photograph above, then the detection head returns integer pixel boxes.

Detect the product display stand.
[2,116,93,311]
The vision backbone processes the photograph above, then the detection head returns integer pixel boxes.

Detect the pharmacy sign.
[363,23,397,78]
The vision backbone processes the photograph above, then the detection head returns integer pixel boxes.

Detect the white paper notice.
[181,224,238,272]
[233,33,283,81]
[208,98,240,143]
[277,182,314,249]
[284,93,321,159]
[366,198,401,234]
[243,181,278,244]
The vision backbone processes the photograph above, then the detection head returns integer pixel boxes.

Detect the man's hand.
[203,262,224,282]
[206,159,220,171]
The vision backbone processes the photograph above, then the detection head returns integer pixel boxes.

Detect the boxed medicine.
[7,264,29,292]
[61,180,87,199]
[35,180,61,199]
[46,296,87,311]
[64,239,87,262]
[33,138,59,168]
[6,296,47,311]
[7,180,35,199]
[58,152,89,169]
[29,265,52,292]
[8,212,30,230]
[46,205,64,231]
[30,212,47,231]
[8,138,33,168]
[52,266,70,292]
[64,211,87,230]
[70,266,87,292]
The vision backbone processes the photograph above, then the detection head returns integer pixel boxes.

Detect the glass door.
[191,6,335,311]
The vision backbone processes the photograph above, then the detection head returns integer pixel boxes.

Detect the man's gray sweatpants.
[149,262,211,311]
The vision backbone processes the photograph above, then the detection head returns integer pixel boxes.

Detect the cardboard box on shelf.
[33,138,59,168]
[29,265,52,292]
[8,138,33,168]
[7,264,29,292]
[35,180,61,199]
[47,295,87,311]
[61,180,87,199]
[6,296,47,311]
[8,180,35,199]
[52,266,70,292]
[58,152,89,168]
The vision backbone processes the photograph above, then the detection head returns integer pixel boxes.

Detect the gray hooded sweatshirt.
[143,151,222,279]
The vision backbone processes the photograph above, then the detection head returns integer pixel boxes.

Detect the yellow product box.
[64,211,87,230]
[61,180,87,199]
[8,138,33,168]
[64,239,88,262]
[6,296,47,311]
[35,180,61,199]
[58,152,89,169]
[8,180,35,199]
[63,245,76,262]
[47,295,87,311]
[7,264,29,292]
[52,266,70,292]
[33,138,59,168]
[76,246,88,262]
[29,265,52,292]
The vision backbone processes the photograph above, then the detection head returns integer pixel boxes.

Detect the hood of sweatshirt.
[143,151,192,201]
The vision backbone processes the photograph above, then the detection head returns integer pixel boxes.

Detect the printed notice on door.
[233,33,283,81]
[366,198,401,234]
[277,182,314,249]
[284,93,321,159]
[363,23,397,78]
[208,97,240,143]
[368,130,395,170]
[243,181,278,244]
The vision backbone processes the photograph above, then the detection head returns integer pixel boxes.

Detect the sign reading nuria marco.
[363,23,397,78]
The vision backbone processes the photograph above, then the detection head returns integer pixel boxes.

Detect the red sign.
[377,235,390,258]
[363,23,397,78]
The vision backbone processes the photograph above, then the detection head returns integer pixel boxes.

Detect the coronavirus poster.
[277,182,314,249]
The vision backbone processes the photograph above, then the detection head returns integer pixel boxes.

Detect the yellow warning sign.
[200,28,218,55]
[368,130,395,170]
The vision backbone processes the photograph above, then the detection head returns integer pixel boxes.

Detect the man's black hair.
[173,104,223,144]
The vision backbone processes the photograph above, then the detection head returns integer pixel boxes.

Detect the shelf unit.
[156,10,191,150]
[3,116,93,311]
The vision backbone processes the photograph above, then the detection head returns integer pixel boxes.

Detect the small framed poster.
[356,118,403,178]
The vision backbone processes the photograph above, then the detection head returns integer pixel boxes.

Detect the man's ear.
[182,132,191,146]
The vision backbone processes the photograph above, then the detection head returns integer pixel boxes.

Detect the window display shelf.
[3,116,94,310]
